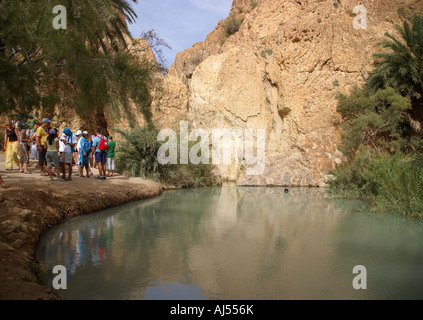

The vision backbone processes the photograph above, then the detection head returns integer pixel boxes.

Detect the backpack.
[97,135,108,152]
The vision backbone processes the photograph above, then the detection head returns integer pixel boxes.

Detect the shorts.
[46,151,60,169]
[30,144,39,160]
[95,151,107,164]
[106,157,115,171]
[38,148,47,166]
[60,152,73,164]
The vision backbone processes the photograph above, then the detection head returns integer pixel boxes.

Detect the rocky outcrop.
[153,0,423,186]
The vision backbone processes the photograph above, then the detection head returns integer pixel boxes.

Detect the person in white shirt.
[59,128,77,181]
[74,130,82,176]
[76,130,83,153]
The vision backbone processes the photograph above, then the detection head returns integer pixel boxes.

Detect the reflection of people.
[0,174,9,189]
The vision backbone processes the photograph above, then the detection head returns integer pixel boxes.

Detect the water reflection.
[37,185,423,300]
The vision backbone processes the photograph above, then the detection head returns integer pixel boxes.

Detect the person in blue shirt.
[92,128,108,180]
[78,132,91,178]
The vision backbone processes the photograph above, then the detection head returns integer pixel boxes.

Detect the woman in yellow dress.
[4,121,20,170]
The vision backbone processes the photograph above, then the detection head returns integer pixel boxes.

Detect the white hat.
[76,130,82,136]
[83,131,89,135]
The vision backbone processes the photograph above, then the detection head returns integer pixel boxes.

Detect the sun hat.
[83,131,89,135]
[49,129,56,135]
[108,136,113,139]
[42,118,51,123]
[76,130,82,136]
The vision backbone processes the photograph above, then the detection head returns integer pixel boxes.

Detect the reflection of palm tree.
[367,15,423,130]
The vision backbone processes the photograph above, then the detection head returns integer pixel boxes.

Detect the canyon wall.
[152,0,423,186]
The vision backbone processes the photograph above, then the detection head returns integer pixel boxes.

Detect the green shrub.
[115,126,162,181]
[27,261,47,285]
[259,48,273,58]
[368,153,423,217]
[346,8,355,17]
[336,87,412,160]
[115,126,220,188]
[397,7,412,19]
[330,150,423,218]
[224,17,244,37]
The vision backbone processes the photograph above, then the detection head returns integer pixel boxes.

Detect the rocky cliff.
[152,0,423,186]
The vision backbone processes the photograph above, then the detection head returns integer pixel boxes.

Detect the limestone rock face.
[154,0,423,186]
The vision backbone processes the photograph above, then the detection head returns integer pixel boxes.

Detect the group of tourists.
[1,114,117,188]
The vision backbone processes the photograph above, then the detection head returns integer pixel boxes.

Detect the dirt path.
[0,152,163,300]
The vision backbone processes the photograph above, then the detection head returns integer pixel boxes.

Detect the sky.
[127,0,233,69]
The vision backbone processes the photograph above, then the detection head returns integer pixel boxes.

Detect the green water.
[37,185,423,300]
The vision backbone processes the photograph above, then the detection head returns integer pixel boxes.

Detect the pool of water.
[37,185,423,300]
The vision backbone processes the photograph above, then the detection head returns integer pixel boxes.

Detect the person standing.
[4,121,10,156]
[106,136,116,177]
[84,131,94,176]
[91,134,97,169]
[45,129,64,182]
[74,130,82,176]
[36,118,50,176]
[4,121,20,170]
[78,132,91,178]
[18,122,31,174]
[15,114,23,132]
[60,128,76,181]
[92,128,108,180]
[30,122,40,160]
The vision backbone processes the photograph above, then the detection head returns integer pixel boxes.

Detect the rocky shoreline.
[0,157,163,300]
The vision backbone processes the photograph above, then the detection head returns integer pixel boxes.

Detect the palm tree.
[367,15,423,130]
[81,0,139,53]
[0,0,157,122]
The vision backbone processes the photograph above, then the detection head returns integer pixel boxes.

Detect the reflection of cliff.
[153,0,423,187]
[185,185,357,299]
